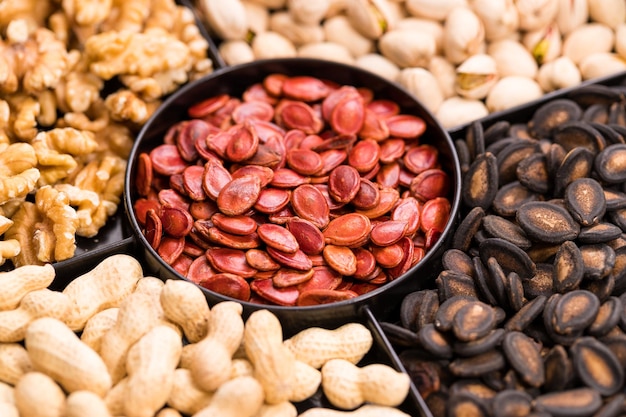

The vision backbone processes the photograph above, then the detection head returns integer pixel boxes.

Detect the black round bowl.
[124,58,461,333]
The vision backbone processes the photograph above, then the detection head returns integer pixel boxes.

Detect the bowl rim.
[124,57,462,312]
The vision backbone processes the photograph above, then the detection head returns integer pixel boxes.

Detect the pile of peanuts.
[194,0,626,128]
[0,254,414,417]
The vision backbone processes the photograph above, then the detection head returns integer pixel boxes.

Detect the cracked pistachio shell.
[588,0,626,30]
[288,0,330,25]
[378,29,437,68]
[198,0,249,41]
[297,42,355,65]
[428,56,457,99]
[435,97,489,129]
[617,24,626,60]
[522,22,562,65]
[269,11,325,46]
[354,53,400,81]
[324,15,375,58]
[515,0,559,32]
[536,56,582,93]
[555,0,588,35]
[562,23,615,65]
[397,67,444,114]
[579,52,626,81]
[443,6,486,65]
[486,76,543,113]
[395,17,444,55]
[469,0,519,42]
[487,39,538,79]
[405,0,469,21]
[455,54,498,100]
[242,1,269,36]
[251,31,297,59]
[219,40,256,65]
[346,0,398,40]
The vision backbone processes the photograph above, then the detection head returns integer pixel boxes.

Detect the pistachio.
[354,53,400,81]
[485,75,543,113]
[326,0,351,18]
[522,22,562,65]
[443,6,486,65]
[429,55,458,99]
[617,23,626,60]
[288,0,330,25]
[323,15,375,58]
[579,52,626,81]
[346,0,397,40]
[395,17,445,55]
[562,23,615,65]
[218,40,256,66]
[487,39,538,79]
[243,0,270,36]
[405,0,469,22]
[378,29,437,68]
[455,54,498,100]
[536,56,582,93]
[515,0,559,32]
[469,0,519,42]
[554,0,588,35]
[588,0,626,30]
[397,67,445,114]
[435,96,489,129]
[269,11,325,46]
[251,31,297,59]
[297,41,355,64]
[197,0,249,41]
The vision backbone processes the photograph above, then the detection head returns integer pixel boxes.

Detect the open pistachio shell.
[288,0,330,25]
[588,0,626,29]
[219,40,255,66]
[435,97,489,129]
[487,39,538,79]
[515,0,559,32]
[397,67,444,114]
[485,76,543,113]
[579,52,626,81]
[269,11,325,46]
[379,29,437,68]
[455,54,498,100]
[522,22,562,65]
[323,15,375,58]
[346,0,398,40]
[251,31,297,59]
[198,0,249,40]
[405,0,469,22]
[536,56,582,93]
[297,42,355,65]
[429,56,458,99]
[562,23,615,65]
[555,0,588,35]
[354,53,400,81]
[395,17,445,55]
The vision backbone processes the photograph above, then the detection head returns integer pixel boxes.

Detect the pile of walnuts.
[0,0,213,267]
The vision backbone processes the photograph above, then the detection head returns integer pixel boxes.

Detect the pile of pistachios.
[193,0,626,129]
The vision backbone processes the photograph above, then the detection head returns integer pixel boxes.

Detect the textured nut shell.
[515,0,559,31]
[346,0,398,39]
[588,0,626,29]
[405,0,469,21]
[486,76,544,112]
[397,67,444,114]
[470,0,519,41]
[555,0,588,35]
[443,6,486,64]
[323,15,375,58]
[269,11,325,46]
[488,39,538,79]
[435,97,489,129]
[579,52,626,80]
[536,56,582,92]
[297,42,355,64]
[219,40,255,66]
[354,53,400,81]
[252,31,297,59]
[198,0,249,40]
[378,29,437,68]
[395,17,444,55]
[428,55,457,98]
[562,23,615,65]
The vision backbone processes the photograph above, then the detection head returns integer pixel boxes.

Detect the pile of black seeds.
[382,83,626,417]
